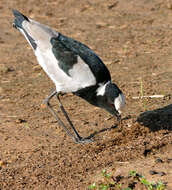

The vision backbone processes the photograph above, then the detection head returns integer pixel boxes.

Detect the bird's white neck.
[96,81,111,96]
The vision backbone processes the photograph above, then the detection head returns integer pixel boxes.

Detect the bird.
[12,10,125,143]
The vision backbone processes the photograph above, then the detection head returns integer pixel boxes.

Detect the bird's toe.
[74,137,94,144]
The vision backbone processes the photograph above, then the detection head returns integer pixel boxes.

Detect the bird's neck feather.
[74,85,100,107]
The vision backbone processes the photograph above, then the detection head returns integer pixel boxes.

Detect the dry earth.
[0,0,172,189]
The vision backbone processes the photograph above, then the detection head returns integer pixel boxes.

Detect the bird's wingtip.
[12,9,30,30]
[12,9,29,21]
[12,9,21,16]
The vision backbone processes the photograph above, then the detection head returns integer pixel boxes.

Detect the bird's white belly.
[34,48,96,93]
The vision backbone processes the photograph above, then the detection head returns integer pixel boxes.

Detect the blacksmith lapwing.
[12,10,125,143]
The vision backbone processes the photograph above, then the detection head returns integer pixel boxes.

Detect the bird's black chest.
[73,85,99,107]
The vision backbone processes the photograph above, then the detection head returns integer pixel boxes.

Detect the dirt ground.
[0,0,172,189]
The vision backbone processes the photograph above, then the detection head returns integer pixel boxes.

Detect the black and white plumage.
[12,10,125,143]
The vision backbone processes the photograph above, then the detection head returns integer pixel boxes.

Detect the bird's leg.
[115,113,123,127]
[43,90,57,105]
[56,93,93,143]
[43,90,78,142]
[116,114,121,122]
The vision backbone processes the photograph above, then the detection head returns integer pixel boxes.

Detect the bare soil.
[0,0,172,189]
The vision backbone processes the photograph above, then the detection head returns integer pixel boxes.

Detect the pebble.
[115,175,124,183]
[167,158,172,163]
[149,170,158,175]
[0,160,7,167]
[155,158,163,163]
[96,22,108,28]
[149,170,166,176]
[33,65,42,72]
[0,64,14,74]
[158,172,166,176]
[16,118,27,123]
[108,2,118,9]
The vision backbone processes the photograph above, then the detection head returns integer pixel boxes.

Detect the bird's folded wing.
[51,36,97,89]
[55,34,111,84]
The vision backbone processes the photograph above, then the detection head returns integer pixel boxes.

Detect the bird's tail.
[12,10,38,49]
[12,10,59,50]
[13,9,29,29]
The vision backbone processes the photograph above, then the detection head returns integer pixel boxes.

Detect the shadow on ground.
[86,124,118,140]
[137,104,172,131]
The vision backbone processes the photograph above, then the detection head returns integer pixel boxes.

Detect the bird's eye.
[109,103,114,108]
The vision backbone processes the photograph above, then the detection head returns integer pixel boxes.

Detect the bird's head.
[96,81,125,121]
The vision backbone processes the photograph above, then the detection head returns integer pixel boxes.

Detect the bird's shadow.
[85,115,130,139]
[86,125,118,139]
[137,104,172,131]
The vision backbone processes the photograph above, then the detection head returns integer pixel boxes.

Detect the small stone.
[155,158,163,163]
[47,175,53,179]
[115,175,123,182]
[33,65,42,72]
[16,118,27,123]
[104,61,112,65]
[0,160,7,167]
[83,121,89,125]
[149,170,158,175]
[158,172,166,176]
[96,22,108,28]
[40,103,46,109]
[59,17,66,23]
[107,2,118,9]
[0,65,14,74]
[167,158,172,163]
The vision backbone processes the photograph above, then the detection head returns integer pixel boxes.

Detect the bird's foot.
[74,137,94,144]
